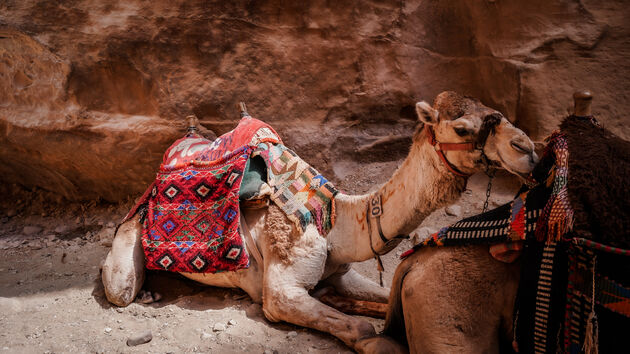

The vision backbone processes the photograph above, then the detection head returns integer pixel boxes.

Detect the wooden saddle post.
[573,90,593,117]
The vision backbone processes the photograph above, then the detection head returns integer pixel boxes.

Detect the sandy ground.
[0,165,522,354]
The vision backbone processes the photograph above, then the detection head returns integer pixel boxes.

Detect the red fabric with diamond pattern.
[142,147,250,273]
[125,116,282,273]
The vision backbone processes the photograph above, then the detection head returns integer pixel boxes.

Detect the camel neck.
[376,132,466,236]
[327,129,467,264]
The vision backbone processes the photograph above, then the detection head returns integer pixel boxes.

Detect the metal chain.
[482,169,495,213]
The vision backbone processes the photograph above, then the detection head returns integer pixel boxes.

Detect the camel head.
[415,91,538,178]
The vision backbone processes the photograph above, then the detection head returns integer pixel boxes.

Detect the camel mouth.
[496,150,535,179]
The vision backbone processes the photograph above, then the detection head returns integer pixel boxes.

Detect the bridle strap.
[436,149,471,178]
[366,195,409,256]
[366,200,380,256]
[366,195,408,286]
[426,126,473,178]
[426,112,503,178]
[365,200,385,286]
[426,127,475,151]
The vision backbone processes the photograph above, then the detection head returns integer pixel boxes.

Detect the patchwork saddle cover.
[254,143,337,236]
[123,116,338,274]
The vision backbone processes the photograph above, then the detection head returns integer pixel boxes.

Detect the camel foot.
[355,335,408,354]
[135,290,162,304]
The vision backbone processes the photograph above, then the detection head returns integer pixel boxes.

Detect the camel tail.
[382,256,415,346]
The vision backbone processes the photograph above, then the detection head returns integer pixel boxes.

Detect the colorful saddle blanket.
[253,143,337,236]
[123,116,338,274]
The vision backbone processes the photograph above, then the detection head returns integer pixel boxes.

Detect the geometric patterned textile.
[535,130,573,242]
[564,239,630,353]
[254,142,338,235]
[123,116,282,223]
[141,147,250,273]
[513,123,630,354]
[399,185,549,260]
[123,116,282,273]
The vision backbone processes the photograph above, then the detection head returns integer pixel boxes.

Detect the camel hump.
[573,90,593,117]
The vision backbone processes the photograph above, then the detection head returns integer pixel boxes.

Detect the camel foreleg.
[264,282,376,348]
[324,266,390,303]
[261,224,376,349]
[314,287,388,318]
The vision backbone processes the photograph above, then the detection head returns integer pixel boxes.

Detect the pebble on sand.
[213,323,226,332]
[445,204,462,217]
[126,330,153,346]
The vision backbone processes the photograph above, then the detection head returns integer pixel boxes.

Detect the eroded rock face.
[0,0,628,201]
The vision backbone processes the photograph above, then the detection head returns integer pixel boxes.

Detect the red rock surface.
[1,1,628,201]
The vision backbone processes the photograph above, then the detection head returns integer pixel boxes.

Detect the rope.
[583,255,599,354]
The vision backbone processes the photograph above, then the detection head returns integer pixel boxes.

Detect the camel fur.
[102,91,537,351]
[361,246,520,354]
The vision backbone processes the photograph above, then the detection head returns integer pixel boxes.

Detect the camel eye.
[454,127,469,137]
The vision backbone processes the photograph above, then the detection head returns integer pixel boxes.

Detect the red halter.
[426,126,475,178]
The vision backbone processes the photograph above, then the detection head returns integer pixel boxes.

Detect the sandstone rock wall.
[1,0,628,201]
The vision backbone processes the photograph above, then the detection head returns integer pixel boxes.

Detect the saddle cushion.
[142,147,251,273]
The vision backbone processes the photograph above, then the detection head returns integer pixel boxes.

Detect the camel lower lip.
[497,150,532,177]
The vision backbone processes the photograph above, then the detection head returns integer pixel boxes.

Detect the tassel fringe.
[583,255,599,354]
[583,311,599,354]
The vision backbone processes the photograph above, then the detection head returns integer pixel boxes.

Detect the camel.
[356,246,521,354]
[356,92,596,354]
[101,91,538,351]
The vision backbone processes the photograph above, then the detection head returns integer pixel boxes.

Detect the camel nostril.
[510,141,532,154]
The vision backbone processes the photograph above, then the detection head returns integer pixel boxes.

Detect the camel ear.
[416,101,438,125]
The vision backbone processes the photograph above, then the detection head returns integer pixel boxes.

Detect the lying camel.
[102,91,537,351]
